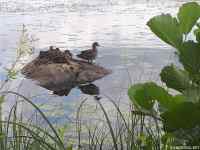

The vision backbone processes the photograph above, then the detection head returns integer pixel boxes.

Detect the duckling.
[64,50,73,59]
[77,42,100,63]
[51,47,71,64]
[49,46,54,51]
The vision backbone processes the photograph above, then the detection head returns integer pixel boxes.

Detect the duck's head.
[92,42,100,48]
[49,46,54,50]
[55,48,60,51]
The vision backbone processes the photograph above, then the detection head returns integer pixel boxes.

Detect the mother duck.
[77,42,100,63]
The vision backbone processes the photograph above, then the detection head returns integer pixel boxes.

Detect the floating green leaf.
[147,14,182,48]
[178,2,200,34]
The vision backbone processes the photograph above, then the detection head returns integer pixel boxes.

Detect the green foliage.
[128,82,179,111]
[16,24,35,57]
[57,125,69,143]
[66,145,73,150]
[161,102,200,131]
[178,2,200,34]
[5,68,18,80]
[0,91,69,150]
[129,2,200,145]
[0,96,4,105]
[161,133,175,147]
[147,14,182,48]
[194,23,200,43]
[160,65,190,92]
[0,25,70,150]
[179,41,200,84]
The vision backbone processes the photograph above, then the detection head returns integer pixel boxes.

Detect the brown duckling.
[37,46,71,65]
[64,50,73,59]
[77,42,100,63]
[49,46,54,51]
[51,48,70,64]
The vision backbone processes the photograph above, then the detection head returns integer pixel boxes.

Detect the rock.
[75,61,112,84]
[21,47,111,94]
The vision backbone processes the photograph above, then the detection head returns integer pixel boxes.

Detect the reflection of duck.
[77,42,100,63]
[79,84,102,100]
[79,83,100,95]
[52,83,100,97]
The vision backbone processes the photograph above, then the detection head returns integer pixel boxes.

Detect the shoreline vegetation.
[0,2,200,149]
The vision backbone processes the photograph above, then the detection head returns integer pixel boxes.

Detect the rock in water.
[75,61,112,84]
[21,47,111,94]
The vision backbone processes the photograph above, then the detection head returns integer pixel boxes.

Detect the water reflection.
[79,83,99,95]
[53,87,73,96]
[52,83,100,98]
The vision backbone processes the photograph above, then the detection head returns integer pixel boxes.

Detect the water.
[0,0,191,122]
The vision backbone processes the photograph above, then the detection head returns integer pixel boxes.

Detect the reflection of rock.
[21,47,111,95]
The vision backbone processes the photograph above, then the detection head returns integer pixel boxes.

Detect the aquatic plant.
[0,25,72,150]
[128,2,200,146]
[75,92,163,149]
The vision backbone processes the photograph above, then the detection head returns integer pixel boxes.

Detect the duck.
[77,42,100,63]
[64,50,73,58]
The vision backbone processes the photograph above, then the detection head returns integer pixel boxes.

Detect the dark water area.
[0,0,192,123]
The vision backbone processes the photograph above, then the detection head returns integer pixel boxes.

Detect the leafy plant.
[0,26,72,150]
[128,2,200,145]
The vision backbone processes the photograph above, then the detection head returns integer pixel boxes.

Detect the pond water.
[0,0,191,123]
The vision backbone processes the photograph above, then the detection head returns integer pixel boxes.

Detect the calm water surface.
[0,0,191,122]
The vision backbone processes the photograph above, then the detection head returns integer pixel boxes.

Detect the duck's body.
[77,49,97,62]
[77,42,100,63]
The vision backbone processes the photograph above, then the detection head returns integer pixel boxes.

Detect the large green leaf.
[179,41,200,84]
[178,2,200,34]
[160,65,191,92]
[183,87,200,103]
[161,102,200,132]
[128,82,173,110]
[194,27,200,43]
[128,83,154,110]
[147,14,182,48]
